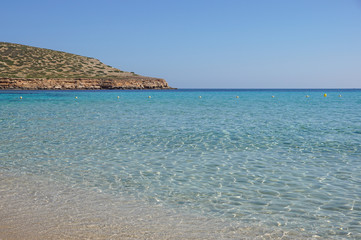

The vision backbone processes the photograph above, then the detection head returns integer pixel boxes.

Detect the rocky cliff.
[0,77,170,90]
[0,42,173,90]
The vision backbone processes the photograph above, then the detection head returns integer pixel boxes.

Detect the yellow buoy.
[236,96,239,98]
[306,95,309,98]
[75,96,78,99]
[324,93,327,97]
[339,94,342,97]
[272,95,275,98]
[148,96,151,98]
[199,96,202,99]
[20,96,23,99]
[117,96,120,99]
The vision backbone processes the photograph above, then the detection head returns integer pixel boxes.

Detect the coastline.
[0,77,175,90]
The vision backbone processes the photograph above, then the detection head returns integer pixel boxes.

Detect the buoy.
[339,94,342,97]
[75,96,78,99]
[306,95,309,98]
[324,93,327,97]
[148,96,151,98]
[117,96,120,99]
[199,96,202,99]
[236,96,239,98]
[272,95,275,98]
[20,96,23,99]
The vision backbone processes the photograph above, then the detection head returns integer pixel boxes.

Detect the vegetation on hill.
[0,42,137,79]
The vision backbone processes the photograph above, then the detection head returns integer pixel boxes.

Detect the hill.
[0,42,172,89]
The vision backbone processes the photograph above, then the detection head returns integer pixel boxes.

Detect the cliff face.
[0,77,171,90]
[0,42,174,90]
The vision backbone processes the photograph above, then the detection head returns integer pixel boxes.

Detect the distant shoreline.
[0,77,175,90]
[1,88,358,92]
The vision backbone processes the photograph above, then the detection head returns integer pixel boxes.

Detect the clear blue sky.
[2,0,361,88]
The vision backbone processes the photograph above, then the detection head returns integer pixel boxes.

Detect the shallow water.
[1,89,361,239]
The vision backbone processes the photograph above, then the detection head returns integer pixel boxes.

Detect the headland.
[0,42,174,90]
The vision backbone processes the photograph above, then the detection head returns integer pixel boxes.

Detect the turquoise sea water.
[1,89,361,239]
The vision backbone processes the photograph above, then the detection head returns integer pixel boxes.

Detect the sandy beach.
[0,172,298,240]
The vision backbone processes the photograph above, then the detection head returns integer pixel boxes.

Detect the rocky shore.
[0,77,174,90]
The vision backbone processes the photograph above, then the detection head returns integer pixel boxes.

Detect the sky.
[2,0,361,88]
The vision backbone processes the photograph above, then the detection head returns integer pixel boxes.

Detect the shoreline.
[0,77,175,90]
[0,171,302,240]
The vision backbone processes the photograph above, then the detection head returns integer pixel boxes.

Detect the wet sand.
[0,172,303,240]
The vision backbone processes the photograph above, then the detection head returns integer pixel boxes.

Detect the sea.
[0,89,360,239]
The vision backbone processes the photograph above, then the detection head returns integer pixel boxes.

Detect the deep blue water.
[1,89,361,239]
